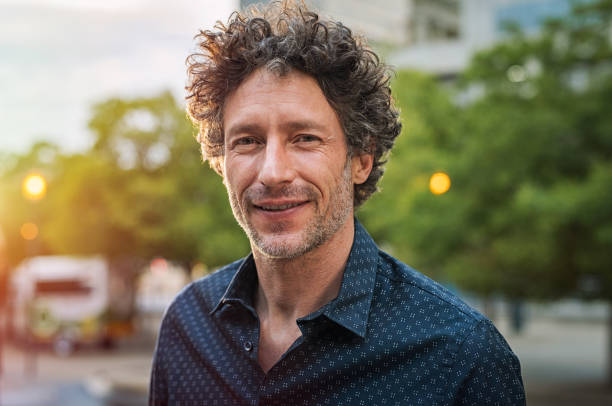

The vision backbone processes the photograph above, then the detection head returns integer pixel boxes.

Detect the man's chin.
[252,234,312,259]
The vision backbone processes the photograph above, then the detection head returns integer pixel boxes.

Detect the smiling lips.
[253,201,308,212]
[246,184,318,215]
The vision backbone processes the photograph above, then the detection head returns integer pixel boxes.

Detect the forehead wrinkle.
[226,122,266,139]
[279,119,327,133]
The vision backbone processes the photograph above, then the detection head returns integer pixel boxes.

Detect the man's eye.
[236,137,257,145]
[232,137,262,150]
[296,134,320,143]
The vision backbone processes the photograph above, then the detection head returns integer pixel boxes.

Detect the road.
[0,317,610,405]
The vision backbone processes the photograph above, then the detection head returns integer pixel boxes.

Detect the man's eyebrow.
[280,120,327,133]
[226,123,265,138]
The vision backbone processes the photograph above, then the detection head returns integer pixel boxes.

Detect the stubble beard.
[227,162,354,259]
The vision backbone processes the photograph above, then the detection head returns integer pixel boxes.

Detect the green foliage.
[359,71,460,272]
[361,0,612,300]
[0,92,248,270]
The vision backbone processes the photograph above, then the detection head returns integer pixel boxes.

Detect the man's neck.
[252,216,355,324]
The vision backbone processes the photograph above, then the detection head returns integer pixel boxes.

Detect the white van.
[10,255,132,354]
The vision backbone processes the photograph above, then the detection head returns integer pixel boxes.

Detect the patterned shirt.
[150,220,525,405]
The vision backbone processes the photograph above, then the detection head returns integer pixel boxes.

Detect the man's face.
[222,68,361,259]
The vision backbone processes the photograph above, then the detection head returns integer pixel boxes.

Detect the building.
[390,0,580,75]
[240,0,460,46]
[238,0,581,76]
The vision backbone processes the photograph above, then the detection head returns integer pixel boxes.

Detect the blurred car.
[9,255,133,355]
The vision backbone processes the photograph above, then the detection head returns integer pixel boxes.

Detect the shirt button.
[244,341,253,352]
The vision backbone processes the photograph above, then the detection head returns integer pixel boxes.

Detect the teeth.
[259,202,302,211]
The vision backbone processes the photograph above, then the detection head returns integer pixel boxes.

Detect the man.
[150,1,526,404]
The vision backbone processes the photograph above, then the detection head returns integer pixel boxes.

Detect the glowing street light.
[22,174,47,200]
[429,172,451,195]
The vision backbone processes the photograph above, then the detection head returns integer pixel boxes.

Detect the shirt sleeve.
[149,316,170,406]
[449,319,526,405]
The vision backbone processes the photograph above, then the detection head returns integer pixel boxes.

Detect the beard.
[226,160,354,259]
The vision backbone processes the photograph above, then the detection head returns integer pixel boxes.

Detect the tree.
[362,0,612,383]
[0,92,250,271]
[363,0,612,299]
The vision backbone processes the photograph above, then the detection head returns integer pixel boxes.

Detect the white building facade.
[390,0,578,75]
[240,0,579,75]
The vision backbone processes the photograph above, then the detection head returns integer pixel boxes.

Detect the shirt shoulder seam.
[374,265,482,323]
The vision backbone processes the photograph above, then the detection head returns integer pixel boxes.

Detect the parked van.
[10,256,133,354]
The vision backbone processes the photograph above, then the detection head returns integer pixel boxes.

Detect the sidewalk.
[496,316,612,405]
[0,337,154,405]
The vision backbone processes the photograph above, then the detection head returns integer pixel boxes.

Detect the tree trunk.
[482,295,496,322]
[509,299,525,334]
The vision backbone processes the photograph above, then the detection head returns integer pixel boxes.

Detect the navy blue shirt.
[150,221,525,405]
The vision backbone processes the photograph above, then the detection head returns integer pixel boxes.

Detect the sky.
[0,0,237,154]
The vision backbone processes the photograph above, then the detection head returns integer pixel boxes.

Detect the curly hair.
[186,0,401,206]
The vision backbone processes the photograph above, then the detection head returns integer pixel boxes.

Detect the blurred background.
[0,0,611,404]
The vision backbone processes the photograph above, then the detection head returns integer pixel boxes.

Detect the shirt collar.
[312,219,378,338]
[210,254,258,317]
[211,219,379,338]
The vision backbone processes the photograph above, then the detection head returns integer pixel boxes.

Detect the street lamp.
[429,172,451,195]
[19,173,48,380]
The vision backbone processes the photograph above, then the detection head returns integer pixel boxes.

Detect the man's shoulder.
[374,250,487,328]
[373,251,526,403]
[370,250,524,402]
[372,250,521,372]
[165,258,243,317]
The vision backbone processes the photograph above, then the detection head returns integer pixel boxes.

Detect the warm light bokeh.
[150,257,168,274]
[429,172,451,195]
[23,173,47,200]
[20,222,39,240]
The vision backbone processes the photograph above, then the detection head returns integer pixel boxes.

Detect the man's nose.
[257,138,296,186]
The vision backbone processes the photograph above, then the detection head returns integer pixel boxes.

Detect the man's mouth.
[253,201,307,211]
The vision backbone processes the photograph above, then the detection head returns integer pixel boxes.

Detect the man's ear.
[351,153,374,185]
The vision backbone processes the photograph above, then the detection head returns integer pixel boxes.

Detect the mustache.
[245,184,318,204]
